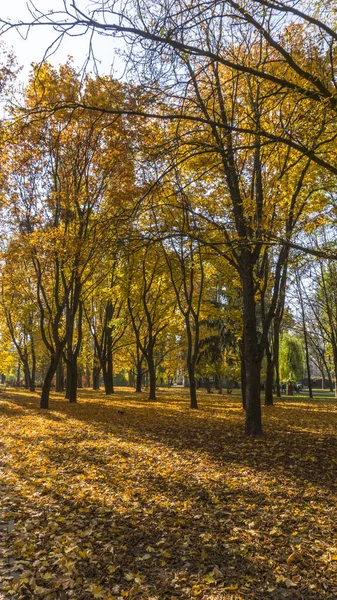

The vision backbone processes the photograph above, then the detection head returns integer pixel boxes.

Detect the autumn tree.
[4,62,136,408]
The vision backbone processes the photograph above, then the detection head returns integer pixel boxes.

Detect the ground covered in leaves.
[0,388,337,600]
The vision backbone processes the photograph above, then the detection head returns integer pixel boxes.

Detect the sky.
[2,0,125,82]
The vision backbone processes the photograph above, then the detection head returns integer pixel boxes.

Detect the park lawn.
[0,389,337,599]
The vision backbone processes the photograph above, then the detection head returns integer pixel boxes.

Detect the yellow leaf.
[203,574,216,584]
[224,584,239,591]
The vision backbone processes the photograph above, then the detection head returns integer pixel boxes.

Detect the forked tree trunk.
[242,262,262,435]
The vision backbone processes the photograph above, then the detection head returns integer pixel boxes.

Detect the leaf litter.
[0,389,337,599]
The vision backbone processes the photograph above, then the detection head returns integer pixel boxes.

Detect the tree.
[122,241,174,401]
[279,335,304,395]
[4,62,136,408]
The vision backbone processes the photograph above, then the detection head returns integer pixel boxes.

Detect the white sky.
[2,0,126,82]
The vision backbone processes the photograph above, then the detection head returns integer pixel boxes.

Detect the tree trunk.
[205,377,212,393]
[93,366,100,390]
[40,358,58,409]
[334,355,337,398]
[240,342,246,410]
[303,327,313,399]
[242,263,262,435]
[287,381,294,395]
[85,364,91,388]
[102,365,114,395]
[327,370,334,392]
[24,362,30,390]
[55,358,64,392]
[77,367,83,388]
[29,334,36,392]
[147,348,156,401]
[187,361,198,409]
[103,346,114,395]
[67,361,77,403]
[273,321,281,398]
[136,364,142,392]
[264,345,274,406]
[28,374,35,392]
[16,362,21,387]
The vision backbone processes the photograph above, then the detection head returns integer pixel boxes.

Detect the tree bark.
[93,366,100,390]
[24,362,30,390]
[103,331,114,394]
[334,356,337,399]
[242,262,262,435]
[55,357,64,392]
[264,344,274,406]
[85,364,91,388]
[66,358,78,403]
[40,357,58,409]
[187,361,198,409]
[287,381,294,395]
[77,367,83,388]
[240,338,246,410]
[66,361,78,403]
[147,346,156,400]
[136,363,142,392]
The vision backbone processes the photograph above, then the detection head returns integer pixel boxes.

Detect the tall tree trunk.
[40,357,58,409]
[187,360,198,409]
[85,364,91,388]
[77,367,83,388]
[136,364,142,392]
[55,357,64,392]
[334,355,337,399]
[135,348,143,392]
[242,263,262,435]
[186,319,198,409]
[302,319,313,399]
[240,338,246,410]
[147,346,156,401]
[67,361,77,403]
[297,274,313,399]
[24,362,30,390]
[264,344,274,406]
[103,337,114,395]
[16,362,21,387]
[93,366,100,390]
[30,334,36,392]
[327,369,334,392]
